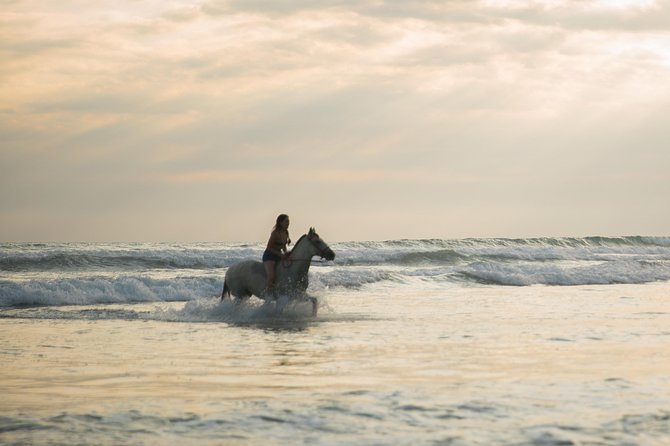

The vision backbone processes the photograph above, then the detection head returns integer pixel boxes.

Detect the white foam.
[0,276,221,308]
[151,297,323,324]
[459,260,670,286]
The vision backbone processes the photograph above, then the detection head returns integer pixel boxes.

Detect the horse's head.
[306,227,335,261]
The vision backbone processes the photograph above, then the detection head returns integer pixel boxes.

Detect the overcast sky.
[2,0,669,242]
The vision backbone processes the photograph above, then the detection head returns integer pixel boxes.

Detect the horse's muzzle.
[322,249,335,261]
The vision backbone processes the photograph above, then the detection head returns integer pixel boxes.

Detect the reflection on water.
[2,284,670,445]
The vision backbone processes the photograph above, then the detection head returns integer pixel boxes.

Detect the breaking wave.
[1,236,669,308]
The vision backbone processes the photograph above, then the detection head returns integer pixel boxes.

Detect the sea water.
[1,237,669,445]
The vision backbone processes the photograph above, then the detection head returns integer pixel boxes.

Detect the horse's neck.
[292,239,315,272]
[278,238,313,278]
[291,238,313,261]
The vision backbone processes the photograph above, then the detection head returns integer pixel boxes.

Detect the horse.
[221,227,335,316]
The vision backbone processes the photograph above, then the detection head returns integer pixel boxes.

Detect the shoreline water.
[1,238,669,444]
[2,283,670,444]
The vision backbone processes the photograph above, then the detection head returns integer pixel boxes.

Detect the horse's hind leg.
[232,289,254,306]
[221,282,229,302]
[309,297,318,317]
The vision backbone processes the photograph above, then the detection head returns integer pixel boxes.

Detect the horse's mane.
[288,232,316,256]
[292,233,308,249]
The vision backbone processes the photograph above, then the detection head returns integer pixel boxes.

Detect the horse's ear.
[309,227,315,235]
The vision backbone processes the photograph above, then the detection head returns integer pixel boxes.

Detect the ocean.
[1,236,669,445]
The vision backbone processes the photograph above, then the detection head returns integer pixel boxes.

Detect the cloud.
[1,0,669,240]
[201,0,670,30]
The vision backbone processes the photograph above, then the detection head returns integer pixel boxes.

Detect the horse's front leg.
[296,293,318,317]
[276,294,289,315]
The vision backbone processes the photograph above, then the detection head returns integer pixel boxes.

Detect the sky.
[1,0,669,242]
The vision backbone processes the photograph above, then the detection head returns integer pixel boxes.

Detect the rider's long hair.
[273,214,291,245]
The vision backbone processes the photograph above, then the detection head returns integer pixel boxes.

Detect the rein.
[280,257,313,267]
[280,235,321,267]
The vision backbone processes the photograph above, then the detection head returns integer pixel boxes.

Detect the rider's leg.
[263,260,275,299]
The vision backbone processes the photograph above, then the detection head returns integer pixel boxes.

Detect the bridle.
[280,233,329,267]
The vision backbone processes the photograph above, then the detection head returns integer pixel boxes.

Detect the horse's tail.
[221,281,230,302]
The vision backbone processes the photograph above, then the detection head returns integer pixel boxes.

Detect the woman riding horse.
[262,214,291,299]
[221,227,335,316]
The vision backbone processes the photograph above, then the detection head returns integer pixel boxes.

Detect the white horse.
[221,228,335,316]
